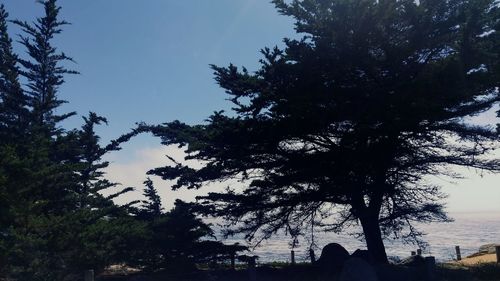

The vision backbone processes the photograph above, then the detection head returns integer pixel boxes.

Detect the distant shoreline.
[220,212,500,263]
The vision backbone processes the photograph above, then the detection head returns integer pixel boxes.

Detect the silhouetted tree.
[0,4,27,139]
[75,112,137,212]
[134,185,247,271]
[0,1,139,279]
[63,112,141,274]
[13,0,77,132]
[146,0,500,263]
[0,5,27,272]
[7,0,80,219]
[149,200,238,271]
[140,177,163,219]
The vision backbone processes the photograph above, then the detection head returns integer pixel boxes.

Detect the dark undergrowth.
[97,262,500,281]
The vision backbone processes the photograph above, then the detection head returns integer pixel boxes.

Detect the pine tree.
[0,5,30,274]
[45,112,142,276]
[13,0,77,133]
[76,112,136,213]
[140,177,163,219]
[0,2,139,278]
[0,4,28,139]
[6,0,80,218]
[134,180,245,271]
[146,200,215,271]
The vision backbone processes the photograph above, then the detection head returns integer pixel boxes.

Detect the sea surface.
[218,211,500,263]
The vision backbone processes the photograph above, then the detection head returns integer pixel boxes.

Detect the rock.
[351,249,375,264]
[398,255,425,267]
[339,257,379,281]
[479,243,500,254]
[317,243,350,270]
[238,254,258,267]
[376,264,421,281]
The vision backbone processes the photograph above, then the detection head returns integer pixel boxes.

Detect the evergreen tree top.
[140,177,163,219]
[13,0,78,132]
[0,4,27,135]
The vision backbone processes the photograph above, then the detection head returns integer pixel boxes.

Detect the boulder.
[479,243,500,254]
[351,249,375,264]
[317,243,350,270]
[238,255,258,267]
[376,264,421,281]
[398,255,425,267]
[339,257,379,281]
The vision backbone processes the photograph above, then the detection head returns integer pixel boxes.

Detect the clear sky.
[3,0,295,141]
[3,1,500,213]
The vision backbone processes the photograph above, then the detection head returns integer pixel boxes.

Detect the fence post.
[496,246,500,263]
[425,256,436,281]
[248,256,257,281]
[84,270,94,281]
[291,250,296,265]
[455,246,461,261]
[230,252,236,270]
[309,249,316,263]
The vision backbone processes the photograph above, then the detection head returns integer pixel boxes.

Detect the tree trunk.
[359,213,388,263]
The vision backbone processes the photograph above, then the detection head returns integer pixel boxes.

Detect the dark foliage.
[145,0,500,263]
[140,177,164,219]
[0,1,141,279]
[134,179,248,271]
[1,1,243,278]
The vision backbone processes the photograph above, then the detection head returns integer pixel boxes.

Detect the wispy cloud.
[103,145,222,211]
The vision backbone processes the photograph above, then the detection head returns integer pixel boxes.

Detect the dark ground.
[97,262,500,281]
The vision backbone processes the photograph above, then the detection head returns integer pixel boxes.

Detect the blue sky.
[3,1,500,213]
[3,0,294,143]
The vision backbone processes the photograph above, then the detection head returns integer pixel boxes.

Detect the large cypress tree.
[146,0,500,263]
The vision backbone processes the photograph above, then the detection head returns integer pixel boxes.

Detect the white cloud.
[103,145,223,211]
[439,167,500,213]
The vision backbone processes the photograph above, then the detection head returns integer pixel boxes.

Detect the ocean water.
[219,212,500,263]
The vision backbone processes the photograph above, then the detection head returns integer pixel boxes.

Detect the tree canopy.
[1,1,142,279]
[146,0,500,263]
[0,3,249,278]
